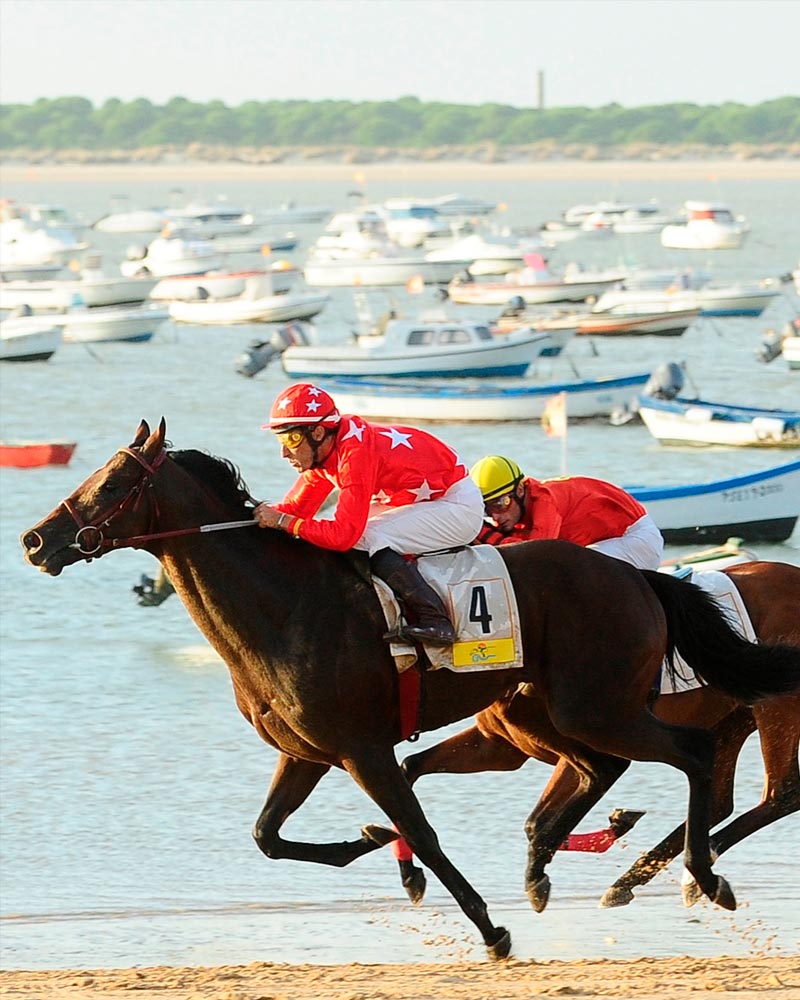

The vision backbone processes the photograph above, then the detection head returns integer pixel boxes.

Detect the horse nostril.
[22,530,43,552]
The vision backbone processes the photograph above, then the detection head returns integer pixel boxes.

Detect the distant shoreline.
[3,159,799,184]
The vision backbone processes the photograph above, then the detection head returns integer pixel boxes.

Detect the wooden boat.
[315,371,650,422]
[281,316,574,380]
[624,458,800,543]
[497,306,700,338]
[0,440,76,467]
[638,394,800,448]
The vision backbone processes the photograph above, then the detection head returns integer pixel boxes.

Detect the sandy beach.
[2,955,799,999]
[2,158,799,185]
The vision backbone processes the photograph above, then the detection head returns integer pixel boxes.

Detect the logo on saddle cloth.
[373,545,524,673]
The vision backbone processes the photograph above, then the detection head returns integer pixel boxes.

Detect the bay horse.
[20,420,800,959]
[395,561,800,911]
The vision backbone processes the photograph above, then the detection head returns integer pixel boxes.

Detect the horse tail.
[641,570,800,704]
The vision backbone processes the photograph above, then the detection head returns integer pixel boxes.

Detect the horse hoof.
[361,824,399,847]
[487,927,512,961]
[680,866,704,908]
[608,809,646,838]
[600,884,635,908]
[712,875,737,912]
[526,874,551,913]
[402,866,427,905]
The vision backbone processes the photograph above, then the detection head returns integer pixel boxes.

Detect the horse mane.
[169,449,258,514]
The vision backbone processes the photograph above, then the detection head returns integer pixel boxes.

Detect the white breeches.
[355,476,485,557]
[588,513,664,570]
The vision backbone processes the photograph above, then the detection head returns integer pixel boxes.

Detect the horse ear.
[131,420,150,447]
[144,417,167,455]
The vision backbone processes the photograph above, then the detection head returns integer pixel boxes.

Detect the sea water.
[1,173,799,967]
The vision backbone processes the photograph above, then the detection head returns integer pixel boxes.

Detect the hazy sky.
[1,0,798,110]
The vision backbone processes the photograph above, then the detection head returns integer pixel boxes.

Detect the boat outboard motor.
[500,295,527,318]
[235,320,314,378]
[643,361,684,400]
[756,327,784,364]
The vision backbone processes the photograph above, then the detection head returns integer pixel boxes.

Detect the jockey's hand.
[253,503,283,529]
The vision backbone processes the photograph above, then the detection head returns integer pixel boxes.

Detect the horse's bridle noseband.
[63,447,167,556]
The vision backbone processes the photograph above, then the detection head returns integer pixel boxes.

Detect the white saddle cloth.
[662,570,756,694]
[373,545,524,673]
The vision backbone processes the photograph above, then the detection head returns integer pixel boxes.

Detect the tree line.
[1,95,798,150]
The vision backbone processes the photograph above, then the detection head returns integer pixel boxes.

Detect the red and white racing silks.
[275,415,469,551]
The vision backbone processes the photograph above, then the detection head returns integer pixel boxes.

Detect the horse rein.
[63,447,257,557]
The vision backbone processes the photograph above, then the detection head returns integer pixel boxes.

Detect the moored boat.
[0,310,63,362]
[313,371,651,422]
[168,277,329,326]
[660,201,749,250]
[638,394,800,448]
[55,304,169,344]
[625,459,800,543]
[0,440,77,467]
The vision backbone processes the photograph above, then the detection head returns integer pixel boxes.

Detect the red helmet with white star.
[265,383,340,431]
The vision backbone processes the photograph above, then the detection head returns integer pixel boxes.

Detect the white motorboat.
[150,264,300,301]
[660,201,749,250]
[54,304,169,343]
[0,206,88,273]
[168,275,329,325]
[425,233,550,277]
[378,199,454,248]
[93,207,168,234]
[593,280,781,318]
[163,201,256,239]
[257,202,334,226]
[0,309,63,362]
[119,235,224,278]
[0,261,157,311]
[311,209,392,258]
[303,250,471,288]
[577,200,679,235]
[24,204,87,237]
[281,315,573,380]
[625,458,800,543]
[447,258,624,306]
[638,394,800,448]
[420,193,498,217]
[313,370,651,422]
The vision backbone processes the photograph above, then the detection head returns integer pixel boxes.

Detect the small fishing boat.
[168,276,330,325]
[149,264,300,301]
[55,304,169,344]
[660,201,749,250]
[624,458,800,543]
[281,315,573,380]
[593,280,781,318]
[447,258,624,307]
[0,265,157,311]
[638,393,800,448]
[0,440,77,467]
[313,371,651,422]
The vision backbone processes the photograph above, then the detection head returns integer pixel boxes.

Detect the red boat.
[0,441,77,468]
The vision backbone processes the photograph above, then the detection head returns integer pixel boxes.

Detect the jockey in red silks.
[253,382,484,647]
[468,455,657,852]
[470,455,664,570]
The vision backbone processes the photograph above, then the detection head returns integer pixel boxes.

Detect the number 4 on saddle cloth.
[372,545,524,673]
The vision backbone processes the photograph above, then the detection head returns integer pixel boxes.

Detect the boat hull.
[169,292,329,325]
[315,372,650,421]
[627,460,800,543]
[1,321,63,362]
[448,277,620,306]
[0,441,76,467]
[638,396,800,448]
[57,306,169,343]
[303,256,470,287]
[0,275,157,310]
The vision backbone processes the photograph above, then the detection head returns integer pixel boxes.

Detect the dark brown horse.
[20,420,800,959]
[395,561,800,910]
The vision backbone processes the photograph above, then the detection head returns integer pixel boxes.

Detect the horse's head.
[21,418,167,576]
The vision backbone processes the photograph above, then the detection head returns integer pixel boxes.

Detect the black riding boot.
[370,547,456,647]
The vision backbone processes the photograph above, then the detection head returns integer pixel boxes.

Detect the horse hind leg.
[396,724,530,905]
[602,708,754,908]
[683,697,800,906]
[345,746,511,960]
[252,754,397,867]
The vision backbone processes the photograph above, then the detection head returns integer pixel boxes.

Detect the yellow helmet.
[470,456,524,502]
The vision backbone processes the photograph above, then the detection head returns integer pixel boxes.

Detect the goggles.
[275,428,307,450]
[485,492,515,515]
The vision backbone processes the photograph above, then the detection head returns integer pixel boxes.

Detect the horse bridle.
[61,446,257,557]
[63,446,168,556]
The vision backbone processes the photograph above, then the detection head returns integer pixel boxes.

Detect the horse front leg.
[252,753,398,867]
[345,746,511,961]
[395,724,530,905]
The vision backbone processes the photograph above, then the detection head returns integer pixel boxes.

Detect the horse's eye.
[100,480,120,495]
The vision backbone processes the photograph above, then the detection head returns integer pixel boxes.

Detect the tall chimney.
[537,70,545,110]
